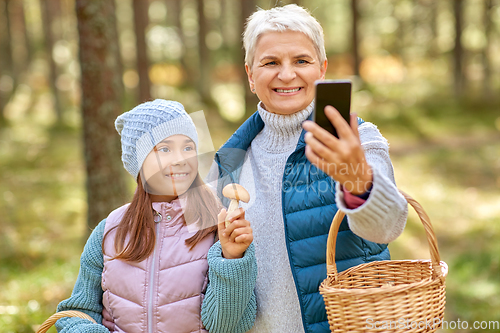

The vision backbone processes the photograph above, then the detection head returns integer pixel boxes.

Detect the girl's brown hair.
[103,174,220,262]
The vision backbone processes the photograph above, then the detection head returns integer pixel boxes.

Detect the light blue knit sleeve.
[55,219,109,333]
[201,241,257,333]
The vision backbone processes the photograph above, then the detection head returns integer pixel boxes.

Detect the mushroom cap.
[222,183,250,203]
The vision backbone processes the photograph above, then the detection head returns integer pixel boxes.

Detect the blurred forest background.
[0,0,499,332]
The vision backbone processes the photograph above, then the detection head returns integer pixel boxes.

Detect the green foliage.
[0,115,85,332]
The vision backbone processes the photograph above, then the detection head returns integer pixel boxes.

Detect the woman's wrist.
[342,183,372,209]
[333,161,373,196]
[342,176,373,196]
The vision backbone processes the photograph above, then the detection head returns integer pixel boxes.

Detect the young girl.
[55,99,257,333]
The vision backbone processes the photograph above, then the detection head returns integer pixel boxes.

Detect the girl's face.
[245,30,327,115]
[141,135,198,202]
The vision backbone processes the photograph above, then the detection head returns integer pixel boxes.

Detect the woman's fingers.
[303,106,358,144]
[324,106,356,140]
[304,131,339,161]
[302,119,338,148]
[303,106,373,192]
[350,112,360,139]
[304,143,331,172]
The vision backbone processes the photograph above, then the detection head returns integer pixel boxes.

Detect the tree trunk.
[2,0,15,83]
[11,0,32,66]
[0,84,3,127]
[395,1,409,67]
[0,3,6,125]
[482,0,493,99]
[75,0,128,233]
[219,0,227,48]
[166,0,194,87]
[351,0,360,77]
[197,0,213,104]
[133,0,151,103]
[0,0,14,125]
[166,0,180,28]
[0,64,4,125]
[40,0,64,124]
[240,0,259,117]
[453,0,464,97]
[428,0,439,57]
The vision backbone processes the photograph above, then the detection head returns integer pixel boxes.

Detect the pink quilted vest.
[102,199,213,333]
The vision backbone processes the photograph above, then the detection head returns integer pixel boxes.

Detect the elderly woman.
[210,4,408,333]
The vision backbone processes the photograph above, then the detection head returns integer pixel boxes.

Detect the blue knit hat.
[115,99,198,179]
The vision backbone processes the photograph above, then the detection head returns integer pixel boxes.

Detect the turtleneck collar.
[253,101,314,153]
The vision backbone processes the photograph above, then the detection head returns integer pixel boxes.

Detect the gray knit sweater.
[231,101,407,332]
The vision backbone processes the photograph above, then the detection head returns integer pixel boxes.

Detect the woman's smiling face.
[246,30,327,115]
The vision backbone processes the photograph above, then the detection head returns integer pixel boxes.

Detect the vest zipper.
[148,211,161,333]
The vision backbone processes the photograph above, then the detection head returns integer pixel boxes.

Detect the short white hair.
[243,4,326,69]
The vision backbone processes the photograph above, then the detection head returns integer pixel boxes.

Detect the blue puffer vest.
[213,111,390,333]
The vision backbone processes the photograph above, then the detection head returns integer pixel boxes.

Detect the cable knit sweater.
[234,101,407,332]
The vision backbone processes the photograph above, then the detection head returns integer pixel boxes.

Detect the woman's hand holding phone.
[302,107,373,196]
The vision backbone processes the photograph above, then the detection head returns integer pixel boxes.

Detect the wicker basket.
[35,310,96,333]
[320,191,448,332]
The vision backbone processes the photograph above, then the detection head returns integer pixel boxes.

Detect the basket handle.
[326,190,443,280]
[35,310,97,333]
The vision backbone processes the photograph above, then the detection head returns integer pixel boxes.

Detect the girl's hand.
[302,106,373,195]
[102,307,115,332]
[218,208,253,259]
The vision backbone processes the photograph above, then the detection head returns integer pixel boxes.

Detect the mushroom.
[222,183,250,227]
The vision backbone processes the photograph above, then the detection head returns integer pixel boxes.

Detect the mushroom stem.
[222,183,250,228]
[225,199,239,227]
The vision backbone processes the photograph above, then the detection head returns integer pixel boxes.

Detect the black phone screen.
[313,80,352,138]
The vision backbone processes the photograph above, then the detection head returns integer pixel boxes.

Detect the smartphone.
[313,80,352,138]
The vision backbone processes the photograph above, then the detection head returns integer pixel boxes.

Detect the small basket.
[320,191,448,332]
[35,310,96,333]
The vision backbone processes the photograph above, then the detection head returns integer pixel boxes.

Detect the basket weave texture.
[35,310,96,333]
[319,191,448,332]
